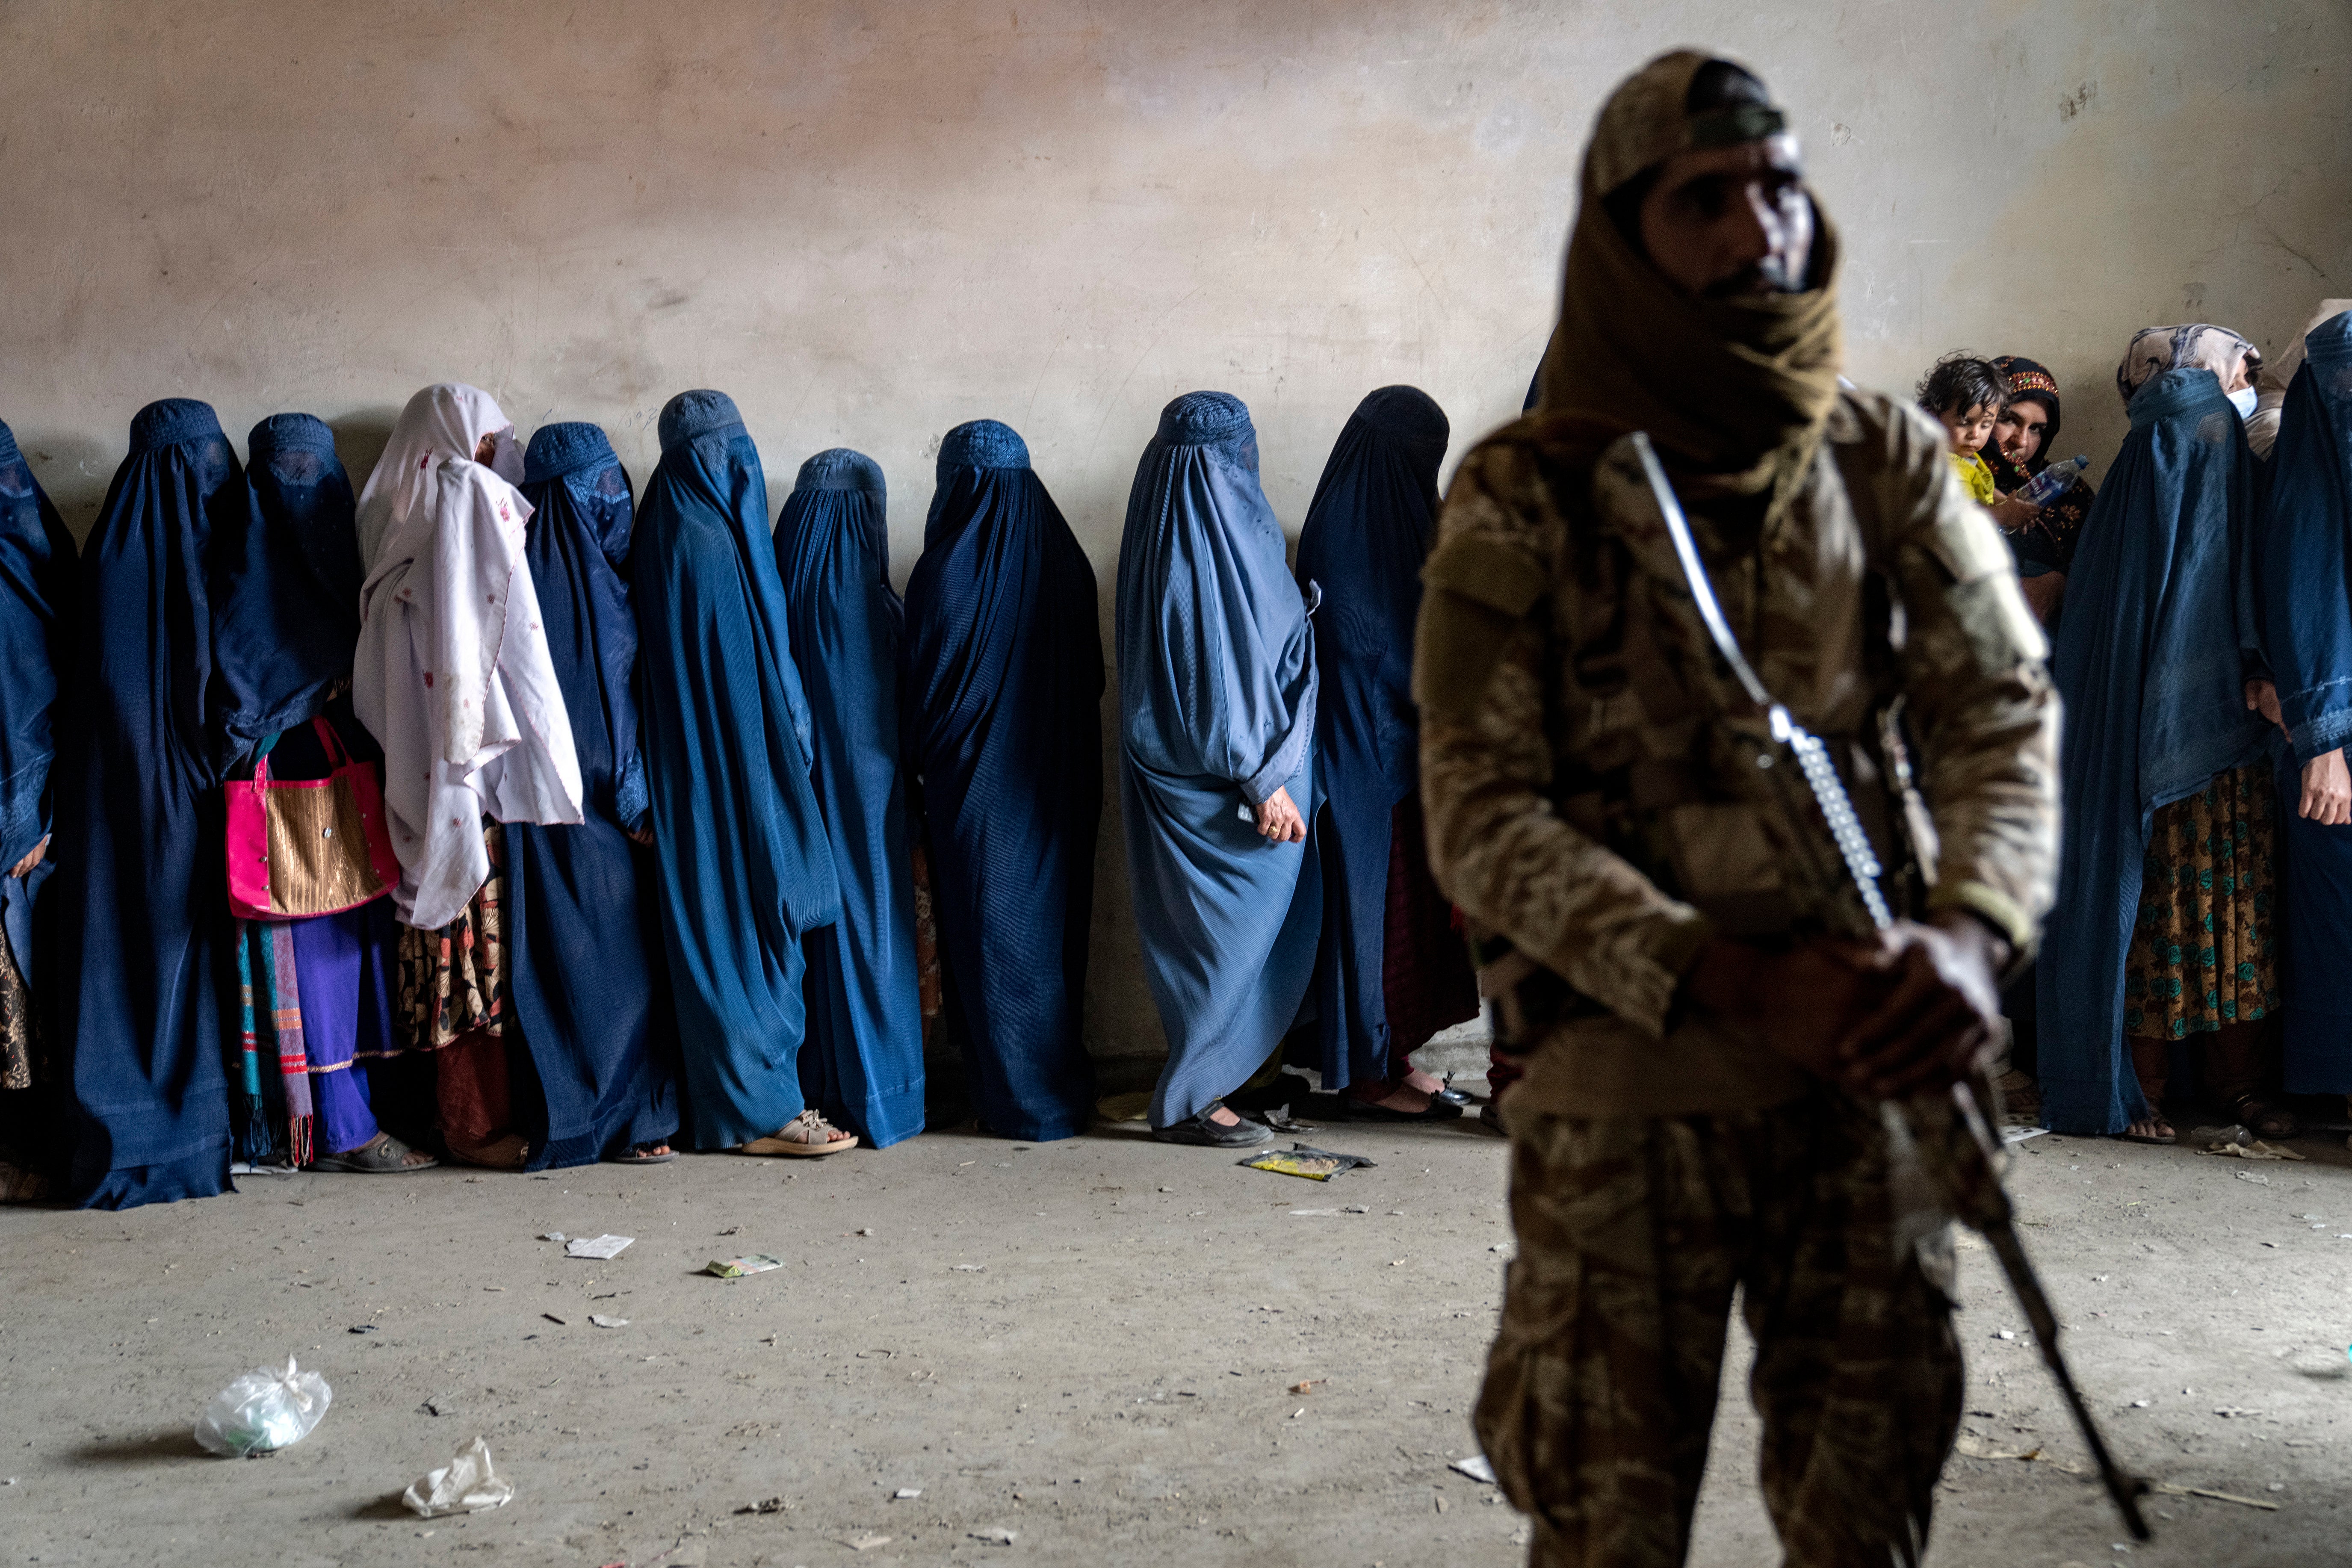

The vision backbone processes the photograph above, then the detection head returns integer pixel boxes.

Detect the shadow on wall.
[328,408,403,497]
[19,430,120,546]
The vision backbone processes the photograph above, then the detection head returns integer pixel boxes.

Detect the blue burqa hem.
[903,420,1102,1143]
[2036,369,2267,1134]
[775,448,926,1149]
[1115,393,1322,1129]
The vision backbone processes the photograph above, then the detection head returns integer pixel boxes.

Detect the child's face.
[1937,402,1998,455]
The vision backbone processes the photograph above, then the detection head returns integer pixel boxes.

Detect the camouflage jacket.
[1415,391,2059,1116]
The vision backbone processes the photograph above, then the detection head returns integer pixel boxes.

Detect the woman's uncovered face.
[1993,398,2050,465]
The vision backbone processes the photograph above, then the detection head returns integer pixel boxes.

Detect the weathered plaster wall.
[3,0,2346,1060]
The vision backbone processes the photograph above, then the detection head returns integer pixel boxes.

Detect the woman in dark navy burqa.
[1296,387,1477,1121]
[902,420,1101,1141]
[632,391,851,1155]
[774,449,925,1149]
[506,421,680,1167]
[47,399,302,1207]
[0,418,77,1200]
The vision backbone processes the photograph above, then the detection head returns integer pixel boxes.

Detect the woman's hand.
[1986,494,2040,532]
[2246,678,2286,731]
[2301,749,2352,825]
[1251,786,1306,844]
[6,835,47,880]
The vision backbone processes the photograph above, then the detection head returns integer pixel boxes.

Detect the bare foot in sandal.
[735,1110,858,1158]
[312,1131,439,1173]
[2122,1115,2175,1144]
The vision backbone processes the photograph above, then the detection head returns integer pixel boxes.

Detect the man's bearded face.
[1636,134,1814,298]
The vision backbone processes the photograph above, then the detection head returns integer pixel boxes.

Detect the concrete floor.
[3,1093,2350,1568]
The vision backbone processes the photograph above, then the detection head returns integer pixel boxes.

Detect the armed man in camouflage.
[1416,52,2061,1568]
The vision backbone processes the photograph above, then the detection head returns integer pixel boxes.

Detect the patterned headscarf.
[2116,324,2260,407]
[1991,354,2063,452]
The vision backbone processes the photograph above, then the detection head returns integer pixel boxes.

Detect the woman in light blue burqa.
[1117,391,1319,1146]
[632,391,851,1156]
[774,448,925,1149]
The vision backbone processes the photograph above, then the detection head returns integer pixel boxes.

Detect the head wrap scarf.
[771,447,925,1149]
[2249,299,2352,459]
[2116,324,2261,407]
[351,384,583,929]
[49,399,250,1207]
[630,390,841,1149]
[207,414,362,770]
[1983,355,2095,575]
[1535,50,1843,515]
[903,419,1103,1142]
[497,421,680,1167]
[1294,387,1477,1090]
[1116,391,1321,1129]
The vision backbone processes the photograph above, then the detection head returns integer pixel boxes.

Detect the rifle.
[1617,431,2151,1543]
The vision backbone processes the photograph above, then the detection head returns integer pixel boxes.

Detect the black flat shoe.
[1432,1075,1472,1106]
[1345,1093,1465,1123]
[1152,1103,1274,1147]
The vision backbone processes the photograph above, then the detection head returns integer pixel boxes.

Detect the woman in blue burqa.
[2038,327,2281,1140]
[1296,387,1478,1122]
[215,413,434,1176]
[773,447,925,1149]
[505,421,681,1166]
[633,391,852,1155]
[1117,391,1320,1147]
[0,418,77,1202]
[903,419,1101,1142]
[2250,306,2352,1123]
[45,400,319,1206]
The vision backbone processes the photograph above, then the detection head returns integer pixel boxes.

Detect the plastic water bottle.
[2014,453,2089,508]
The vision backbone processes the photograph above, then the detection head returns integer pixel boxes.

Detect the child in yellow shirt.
[1916,352,2011,505]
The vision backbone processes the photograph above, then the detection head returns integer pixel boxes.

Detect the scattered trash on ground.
[2201,1140,2305,1162]
[706,1255,783,1279]
[1238,1144,1377,1181]
[565,1234,634,1259]
[2001,1126,2049,1144]
[402,1435,516,1517]
[953,1264,987,1272]
[589,1314,629,1329]
[1449,1454,1497,1484]
[194,1357,332,1457]
[1263,1109,1320,1133]
[716,1225,741,1237]
[543,1313,568,1325]
[1289,1208,1341,1216]
[970,1527,1018,1545]
[893,1487,922,1499]
[1289,1380,1317,1394]
[842,1533,893,1551]
[2190,1124,2252,1146]
[1341,1204,1370,1214]
[348,1324,378,1335]
[734,1497,792,1515]
[417,1394,453,1417]
[539,1231,566,1242]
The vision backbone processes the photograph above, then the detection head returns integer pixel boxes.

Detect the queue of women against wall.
[9,297,2352,1211]
[0,379,1479,1208]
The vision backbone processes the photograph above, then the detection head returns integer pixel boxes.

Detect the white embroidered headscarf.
[352,383,582,927]
[2115,323,2261,407]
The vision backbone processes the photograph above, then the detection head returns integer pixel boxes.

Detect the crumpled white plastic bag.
[402,1435,517,1517]
[193,1357,332,1457]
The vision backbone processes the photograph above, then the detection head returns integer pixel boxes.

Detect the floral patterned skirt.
[398,822,508,1052]
[0,921,34,1093]
[2122,765,2278,1040]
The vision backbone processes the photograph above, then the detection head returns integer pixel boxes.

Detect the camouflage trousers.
[1475,1093,1962,1568]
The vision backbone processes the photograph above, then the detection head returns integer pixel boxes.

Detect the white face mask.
[2228,386,2259,420]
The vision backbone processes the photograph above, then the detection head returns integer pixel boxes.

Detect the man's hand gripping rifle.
[1622,431,2151,1542]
